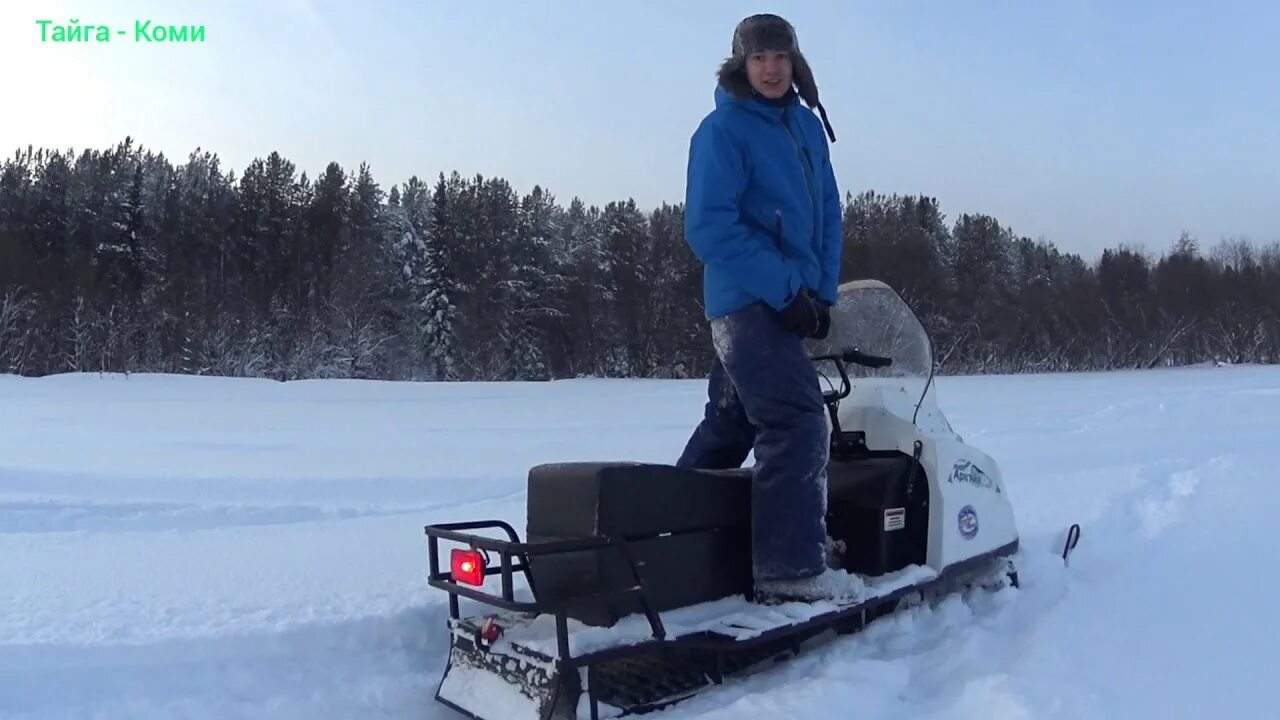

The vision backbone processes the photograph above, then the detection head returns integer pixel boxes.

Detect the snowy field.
[2,364,1278,719]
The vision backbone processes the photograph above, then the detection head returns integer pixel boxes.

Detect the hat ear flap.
[717,56,754,98]
[791,50,837,142]
[790,50,819,108]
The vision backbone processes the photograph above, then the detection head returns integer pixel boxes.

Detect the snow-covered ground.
[2,364,1277,719]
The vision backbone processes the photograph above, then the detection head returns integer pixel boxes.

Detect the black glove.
[776,292,821,337]
[814,300,832,340]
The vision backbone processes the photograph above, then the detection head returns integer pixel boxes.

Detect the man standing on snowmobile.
[677,14,855,604]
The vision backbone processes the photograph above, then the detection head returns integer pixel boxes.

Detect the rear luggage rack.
[425,520,668,644]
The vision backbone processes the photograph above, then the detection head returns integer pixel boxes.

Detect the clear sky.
[2,0,1276,261]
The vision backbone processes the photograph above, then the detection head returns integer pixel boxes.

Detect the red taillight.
[451,548,485,586]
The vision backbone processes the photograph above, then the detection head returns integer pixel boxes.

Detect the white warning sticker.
[884,508,906,531]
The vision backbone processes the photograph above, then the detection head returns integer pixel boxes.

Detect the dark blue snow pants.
[676,301,830,582]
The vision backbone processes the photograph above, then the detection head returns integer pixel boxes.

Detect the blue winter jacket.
[685,86,843,319]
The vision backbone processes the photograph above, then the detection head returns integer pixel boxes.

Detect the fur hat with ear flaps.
[717,13,836,142]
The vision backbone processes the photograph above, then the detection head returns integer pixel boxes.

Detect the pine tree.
[646,202,706,377]
[379,182,420,378]
[422,174,459,380]
[308,162,348,314]
[601,199,650,375]
[550,197,606,377]
[505,186,559,380]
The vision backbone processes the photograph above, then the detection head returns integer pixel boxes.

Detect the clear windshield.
[804,280,935,424]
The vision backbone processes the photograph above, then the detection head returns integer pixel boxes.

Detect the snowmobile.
[423,279,1020,720]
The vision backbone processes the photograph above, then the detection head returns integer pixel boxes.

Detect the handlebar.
[808,347,893,370]
[808,346,893,404]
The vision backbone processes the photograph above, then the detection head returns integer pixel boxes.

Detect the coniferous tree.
[551,197,607,377]
[422,173,461,380]
[600,199,649,376]
[506,186,560,380]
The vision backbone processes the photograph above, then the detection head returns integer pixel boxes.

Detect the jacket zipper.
[781,106,816,212]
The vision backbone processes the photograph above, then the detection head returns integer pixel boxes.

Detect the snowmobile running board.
[424,520,1019,720]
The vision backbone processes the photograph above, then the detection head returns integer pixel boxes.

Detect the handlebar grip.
[842,348,893,368]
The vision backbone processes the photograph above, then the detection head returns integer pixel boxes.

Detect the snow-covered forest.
[1,138,1277,380]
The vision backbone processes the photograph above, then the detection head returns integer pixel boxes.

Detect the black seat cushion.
[526,462,752,539]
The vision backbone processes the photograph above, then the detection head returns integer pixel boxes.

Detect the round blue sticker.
[958,505,979,539]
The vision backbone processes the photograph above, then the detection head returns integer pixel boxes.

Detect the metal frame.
[426,520,667,644]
